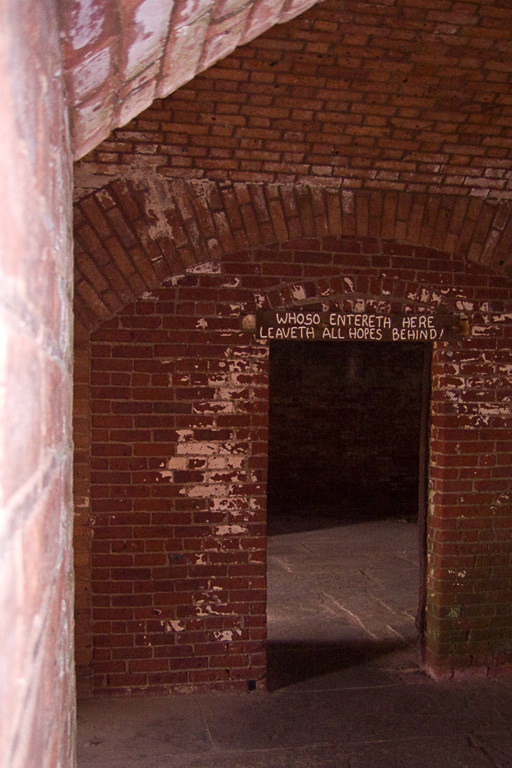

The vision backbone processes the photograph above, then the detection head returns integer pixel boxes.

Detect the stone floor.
[77,512,512,768]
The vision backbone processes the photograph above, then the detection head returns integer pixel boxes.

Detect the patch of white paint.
[196,318,208,329]
[177,441,217,455]
[183,484,230,498]
[221,277,240,288]
[213,629,241,642]
[177,429,194,442]
[73,47,111,102]
[162,620,185,633]
[291,285,307,301]
[188,261,221,274]
[215,525,247,536]
[127,0,174,74]
[195,602,234,617]
[70,0,104,50]
[166,457,188,470]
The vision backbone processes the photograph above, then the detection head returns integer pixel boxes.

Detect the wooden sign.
[256,310,456,342]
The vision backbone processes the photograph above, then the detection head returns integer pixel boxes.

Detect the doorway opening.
[266,341,430,690]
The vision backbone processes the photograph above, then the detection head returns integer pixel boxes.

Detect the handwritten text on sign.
[257,311,452,342]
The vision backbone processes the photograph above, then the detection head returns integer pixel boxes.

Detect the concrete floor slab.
[77,517,512,768]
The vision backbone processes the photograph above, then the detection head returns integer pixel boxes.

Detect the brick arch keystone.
[74,178,512,330]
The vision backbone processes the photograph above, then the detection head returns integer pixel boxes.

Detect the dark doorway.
[266,341,429,690]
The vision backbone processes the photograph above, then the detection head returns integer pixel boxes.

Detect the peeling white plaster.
[127,0,174,74]
[166,457,188,470]
[162,620,185,633]
[221,277,240,288]
[182,484,230,497]
[188,261,221,274]
[213,629,241,642]
[141,290,157,299]
[195,602,234,617]
[177,429,194,442]
[73,47,111,102]
[196,318,208,329]
[177,442,217,455]
[70,0,104,50]
[478,405,510,417]
[207,456,244,470]
[291,285,307,301]
[215,524,247,536]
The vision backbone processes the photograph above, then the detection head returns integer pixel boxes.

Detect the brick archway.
[74,178,512,333]
[74,233,512,695]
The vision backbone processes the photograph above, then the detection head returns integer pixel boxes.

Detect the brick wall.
[0,0,74,765]
[88,262,268,694]
[80,237,512,694]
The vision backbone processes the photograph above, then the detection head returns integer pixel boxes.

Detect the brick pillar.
[0,1,75,766]
[426,332,512,678]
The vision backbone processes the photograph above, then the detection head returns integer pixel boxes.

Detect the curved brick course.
[74,179,512,329]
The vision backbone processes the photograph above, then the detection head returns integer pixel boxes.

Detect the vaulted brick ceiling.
[70,0,512,327]
[59,0,321,159]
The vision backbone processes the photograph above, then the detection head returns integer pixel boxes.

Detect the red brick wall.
[0,0,75,764]
[428,330,512,678]
[88,272,267,694]
[82,237,512,694]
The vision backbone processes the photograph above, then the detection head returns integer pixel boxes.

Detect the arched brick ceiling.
[74,178,512,330]
[59,0,321,159]
[72,0,512,327]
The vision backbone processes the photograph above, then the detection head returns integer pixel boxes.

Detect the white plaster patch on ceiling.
[70,0,105,50]
[126,0,175,77]
[73,48,112,103]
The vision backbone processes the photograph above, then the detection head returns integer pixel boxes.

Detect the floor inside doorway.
[267,511,422,691]
[77,515,512,768]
